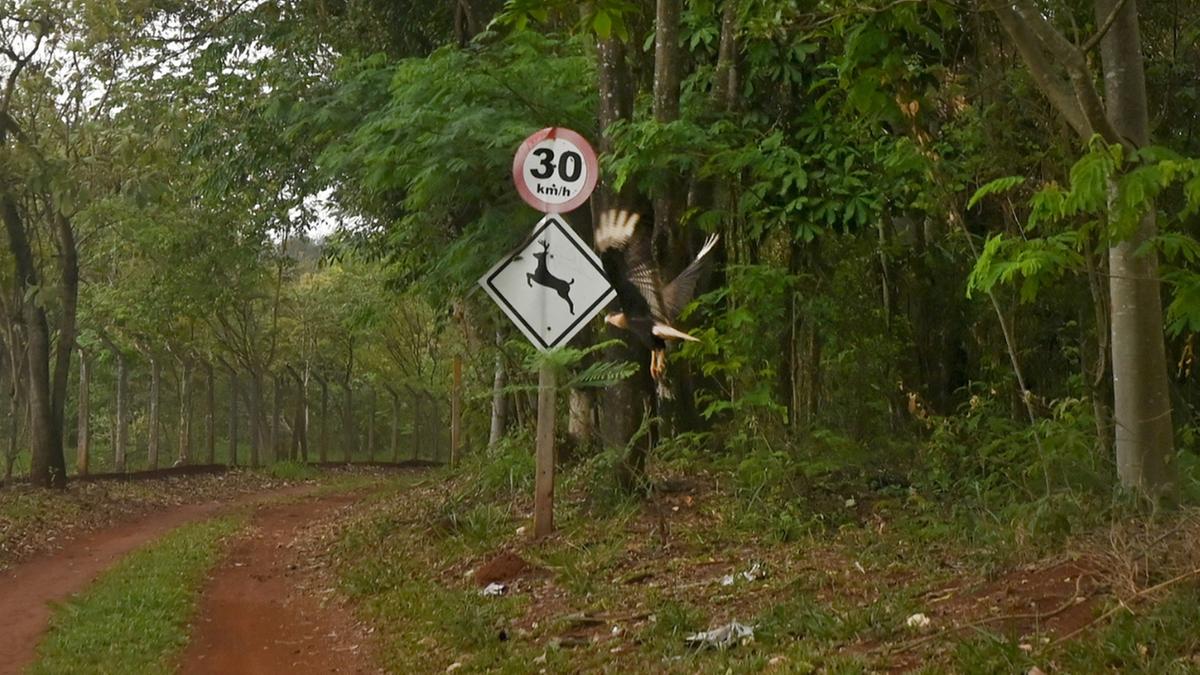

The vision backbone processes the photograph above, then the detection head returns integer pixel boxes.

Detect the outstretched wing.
[662,233,719,319]
[595,210,666,320]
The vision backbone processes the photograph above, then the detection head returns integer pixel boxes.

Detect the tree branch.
[989,2,1090,137]
[986,0,1125,146]
[1081,0,1133,53]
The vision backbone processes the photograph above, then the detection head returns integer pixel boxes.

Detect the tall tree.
[988,0,1175,493]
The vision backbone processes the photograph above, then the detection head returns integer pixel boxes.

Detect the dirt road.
[179,491,379,674]
[0,485,315,675]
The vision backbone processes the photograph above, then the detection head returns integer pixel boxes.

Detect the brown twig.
[1050,567,1200,645]
[887,576,1086,655]
[559,610,651,627]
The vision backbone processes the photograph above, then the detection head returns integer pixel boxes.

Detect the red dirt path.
[179,491,380,674]
[0,484,315,675]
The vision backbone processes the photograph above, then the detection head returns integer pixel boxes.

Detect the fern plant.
[505,338,637,390]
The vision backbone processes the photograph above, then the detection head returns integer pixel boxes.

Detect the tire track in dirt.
[0,484,316,675]
[179,490,380,674]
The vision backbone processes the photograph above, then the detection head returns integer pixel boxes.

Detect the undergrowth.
[329,386,1200,673]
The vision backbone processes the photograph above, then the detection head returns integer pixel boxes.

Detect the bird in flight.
[594,209,719,387]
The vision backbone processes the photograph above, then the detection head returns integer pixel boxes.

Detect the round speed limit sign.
[512,127,599,213]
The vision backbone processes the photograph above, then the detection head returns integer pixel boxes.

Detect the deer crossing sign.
[479,215,615,351]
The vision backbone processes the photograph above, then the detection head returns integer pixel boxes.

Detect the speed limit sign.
[512,127,599,214]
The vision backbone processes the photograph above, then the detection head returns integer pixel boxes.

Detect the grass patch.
[30,515,245,674]
[336,503,539,672]
[264,459,320,481]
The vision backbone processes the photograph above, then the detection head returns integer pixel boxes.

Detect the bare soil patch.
[473,550,536,586]
[931,559,1103,638]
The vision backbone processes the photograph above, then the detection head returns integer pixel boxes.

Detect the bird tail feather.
[653,324,701,342]
[696,233,719,261]
[656,378,674,400]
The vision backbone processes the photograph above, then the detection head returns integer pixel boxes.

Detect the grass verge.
[30,514,246,675]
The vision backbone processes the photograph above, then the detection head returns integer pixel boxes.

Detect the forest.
[3,0,1200,672]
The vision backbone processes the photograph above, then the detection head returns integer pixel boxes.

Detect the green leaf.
[967,176,1025,210]
[592,11,612,39]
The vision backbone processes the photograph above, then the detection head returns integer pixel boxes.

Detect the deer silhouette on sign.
[527,239,575,314]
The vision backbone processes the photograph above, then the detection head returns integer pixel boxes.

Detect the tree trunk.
[713,0,739,108]
[16,269,63,487]
[343,380,354,463]
[148,356,161,470]
[488,332,508,450]
[317,375,329,463]
[177,357,192,466]
[228,368,239,466]
[206,362,216,464]
[289,366,308,462]
[21,210,78,488]
[3,372,17,485]
[1,322,22,486]
[115,352,129,473]
[299,367,309,461]
[1083,246,1114,458]
[3,338,20,485]
[366,385,376,462]
[431,392,447,461]
[249,372,262,467]
[988,0,1175,495]
[595,27,646,489]
[453,0,483,47]
[1096,0,1174,493]
[411,387,422,461]
[1,154,70,490]
[652,0,684,270]
[75,348,89,476]
[389,388,400,462]
[271,373,282,463]
[567,388,594,452]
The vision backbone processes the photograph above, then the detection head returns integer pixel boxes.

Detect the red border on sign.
[512,127,599,214]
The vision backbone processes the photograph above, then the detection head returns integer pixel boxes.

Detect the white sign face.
[520,138,589,206]
[480,215,615,351]
[511,128,598,214]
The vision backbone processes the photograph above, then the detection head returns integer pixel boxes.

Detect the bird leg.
[650,349,666,380]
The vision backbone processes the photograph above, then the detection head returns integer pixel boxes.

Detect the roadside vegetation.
[330,437,1200,673]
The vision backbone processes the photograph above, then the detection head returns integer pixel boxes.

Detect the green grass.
[30,515,246,675]
[264,459,320,481]
[337,504,540,672]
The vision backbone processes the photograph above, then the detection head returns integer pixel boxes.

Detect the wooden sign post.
[533,363,557,537]
[479,127,606,539]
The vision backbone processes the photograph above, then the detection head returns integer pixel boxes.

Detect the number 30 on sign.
[512,127,599,214]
